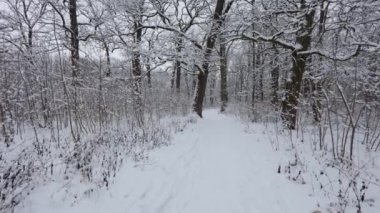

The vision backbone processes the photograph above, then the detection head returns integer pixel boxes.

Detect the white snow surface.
[16,109,378,213]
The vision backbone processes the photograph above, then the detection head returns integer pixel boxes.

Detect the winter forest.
[1,0,380,212]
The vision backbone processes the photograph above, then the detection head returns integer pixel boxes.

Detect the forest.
[1,0,380,212]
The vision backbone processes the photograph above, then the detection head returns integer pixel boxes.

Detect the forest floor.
[16,109,380,213]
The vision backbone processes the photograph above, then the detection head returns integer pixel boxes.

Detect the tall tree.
[219,30,228,112]
[193,0,234,117]
[242,0,361,129]
[131,0,144,126]
[69,0,79,78]
[69,0,81,142]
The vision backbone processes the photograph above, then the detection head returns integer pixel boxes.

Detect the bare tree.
[241,0,362,129]
[193,0,234,117]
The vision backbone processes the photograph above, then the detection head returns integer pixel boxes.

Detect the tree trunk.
[185,71,190,98]
[193,0,232,117]
[239,67,244,102]
[146,63,151,87]
[209,73,216,106]
[281,53,306,129]
[104,42,111,77]
[271,45,279,105]
[69,0,80,143]
[175,37,183,93]
[132,16,144,126]
[171,70,175,89]
[219,34,228,112]
[250,0,256,114]
[251,47,256,113]
[281,1,315,129]
[69,0,79,78]
[193,66,208,117]
[259,50,264,101]
[310,0,327,123]
[311,80,322,122]
[0,100,14,147]
[146,40,153,88]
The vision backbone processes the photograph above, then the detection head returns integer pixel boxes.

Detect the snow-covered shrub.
[0,113,196,212]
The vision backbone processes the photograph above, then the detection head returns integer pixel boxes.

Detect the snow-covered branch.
[298,45,361,61]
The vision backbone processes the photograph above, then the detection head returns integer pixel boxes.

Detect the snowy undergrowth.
[15,109,325,213]
[0,114,197,212]
[228,104,380,213]
[5,108,379,213]
[275,127,380,213]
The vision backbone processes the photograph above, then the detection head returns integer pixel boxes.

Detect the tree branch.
[298,45,361,61]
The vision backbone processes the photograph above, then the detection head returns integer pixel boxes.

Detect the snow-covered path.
[19,109,320,213]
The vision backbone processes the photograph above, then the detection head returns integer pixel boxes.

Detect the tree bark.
[171,70,175,89]
[281,1,315,129]
[250,0,256,114]
[259,49,264,101]
[146,40,153,87]
[146,63,151,87]
[104,42,111,77]
[251,44,256,113]
[310,0,328,123]
[69,0,80,143]
[271,45,279,105]
[175,37,183,93]
[219,34,228,112]
[0,100,14,147]
[193,0,232,117]
[209,73,216,106]
[69,0,79,78]
[193,66,208,117]
[132,14,144,126]
[281,52,307,129]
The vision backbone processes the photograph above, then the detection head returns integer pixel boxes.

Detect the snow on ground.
[15,109,379,213]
